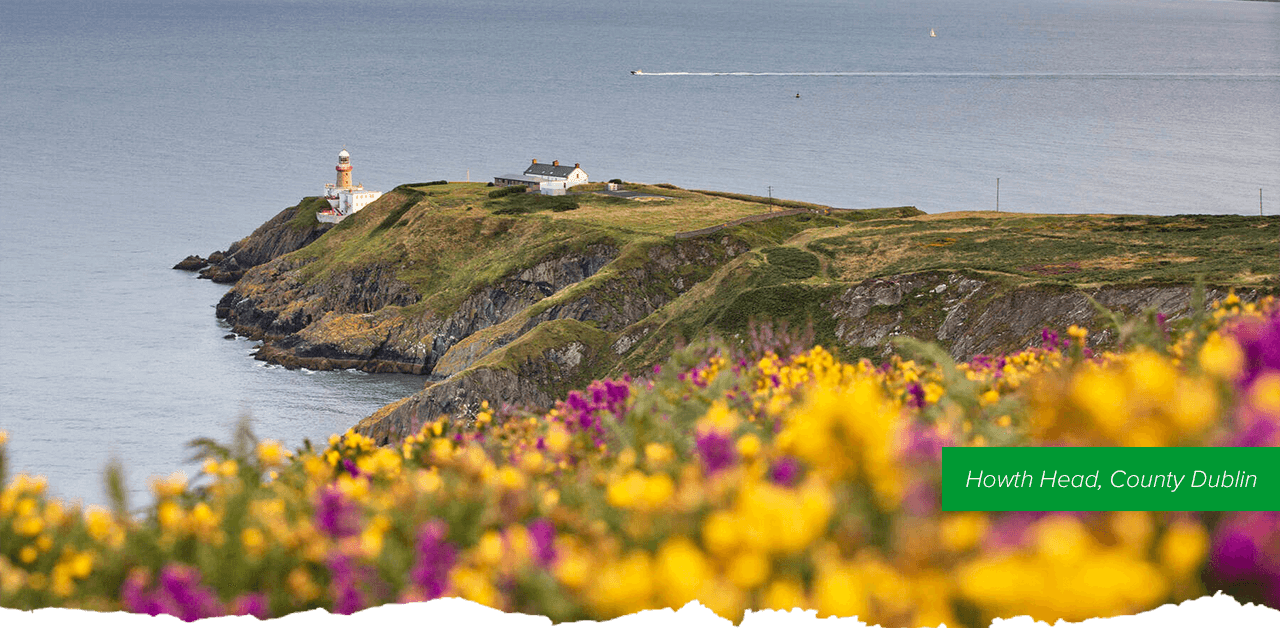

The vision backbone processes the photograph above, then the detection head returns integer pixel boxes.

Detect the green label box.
[941,447,1280,511]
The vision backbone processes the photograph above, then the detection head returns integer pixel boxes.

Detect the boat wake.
[631,71,1280,79]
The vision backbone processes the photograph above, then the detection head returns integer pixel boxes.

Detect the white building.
[319,149,383,223]
[494,159,589,195]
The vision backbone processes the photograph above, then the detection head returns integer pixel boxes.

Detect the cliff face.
[827,271,1252,361]
[353,239,748,444]
[174,197,333,283]
[218,243,622,374]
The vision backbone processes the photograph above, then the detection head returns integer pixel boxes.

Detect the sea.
[1,0,1277,507]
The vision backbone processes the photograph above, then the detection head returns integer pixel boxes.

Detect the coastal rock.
[173,255,207,271]
[189,198,331,284]
[828,272,1257,362]
[355,320,608,445]
[354,367,555,446]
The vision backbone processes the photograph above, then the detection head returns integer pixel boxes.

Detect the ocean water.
[1,0,1277,506]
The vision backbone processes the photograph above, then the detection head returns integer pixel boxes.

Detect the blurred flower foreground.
[2,292,1278,626]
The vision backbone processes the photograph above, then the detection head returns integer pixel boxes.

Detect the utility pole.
[768,186,774,210]
[996,177,1000,212]
[1261,188,1264,216]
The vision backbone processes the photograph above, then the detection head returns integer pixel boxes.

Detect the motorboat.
[631,69,643,75]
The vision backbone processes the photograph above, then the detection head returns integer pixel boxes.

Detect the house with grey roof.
[494,159,589,194]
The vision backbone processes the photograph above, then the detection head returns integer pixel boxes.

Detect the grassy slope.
[279,183,829,316]
[797,211,1277,287]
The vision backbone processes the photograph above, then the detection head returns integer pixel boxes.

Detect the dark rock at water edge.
[176,199,331,285]
[173,255,208,271]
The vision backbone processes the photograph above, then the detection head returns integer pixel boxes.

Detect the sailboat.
[930,28,936,37]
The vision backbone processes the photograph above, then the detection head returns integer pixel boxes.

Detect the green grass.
[285,197,331,233]
[763,247,820,280]
[713,284,842,350]
[795,212,1278,289]
[374,190,426,233]
[486,194,580,214]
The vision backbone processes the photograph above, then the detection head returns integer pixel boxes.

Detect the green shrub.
[488,185,527,199]
[609,178,623,185]
[764,247,820,280]
[489,194,580,215]
[713,284,839,347]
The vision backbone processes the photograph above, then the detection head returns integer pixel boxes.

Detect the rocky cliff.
[174,196,333,283]
[826,271,1254,361]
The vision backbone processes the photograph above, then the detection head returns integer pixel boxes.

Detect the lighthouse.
[335,148,353,189]
[319,149,383,223]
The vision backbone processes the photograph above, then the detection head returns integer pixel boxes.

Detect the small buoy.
[795,93,801,98]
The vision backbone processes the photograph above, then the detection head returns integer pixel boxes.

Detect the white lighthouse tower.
[319,149,383,223]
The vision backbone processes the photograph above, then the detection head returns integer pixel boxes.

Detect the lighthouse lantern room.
[320,149,383,223]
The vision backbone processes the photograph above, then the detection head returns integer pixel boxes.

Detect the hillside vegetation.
[208,181,1277,441]
[4,298,1279,623]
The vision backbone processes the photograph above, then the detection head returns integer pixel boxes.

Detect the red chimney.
[574,163,580,169]
[532,158,537,164]
[552,160,559,167]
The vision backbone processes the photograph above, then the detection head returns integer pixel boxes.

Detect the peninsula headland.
[177,181,1278,443]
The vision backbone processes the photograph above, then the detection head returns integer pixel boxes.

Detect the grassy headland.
[225,180,1276,401]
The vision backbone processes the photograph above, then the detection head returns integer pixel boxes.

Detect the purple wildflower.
[1212,528,1260,581]
[342,459,361,477]
[696,431,736,475]
[566,390,589,413]
[121,564,225,621]
[231,593,270,619]
[325,552,367,615]
[982,512,1046,551]
[528,518,558,567]
[121,570,166,617]
[410,520,456,600]
[1209,511,1280,600]
[768,457,801,487]
[557,379,632,435]
[315,486,361,538]
[902,482,939,517]
[1041,328,1059,351]
[1226,415,1279,447]
[161,565,224,622]
[1233,311,1280,387]
[906,382,926,409]
[903,424,949,462]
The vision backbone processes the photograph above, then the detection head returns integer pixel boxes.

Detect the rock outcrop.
[175,197,332,284]
[828,271,1255,361]
[217,243,624,374]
